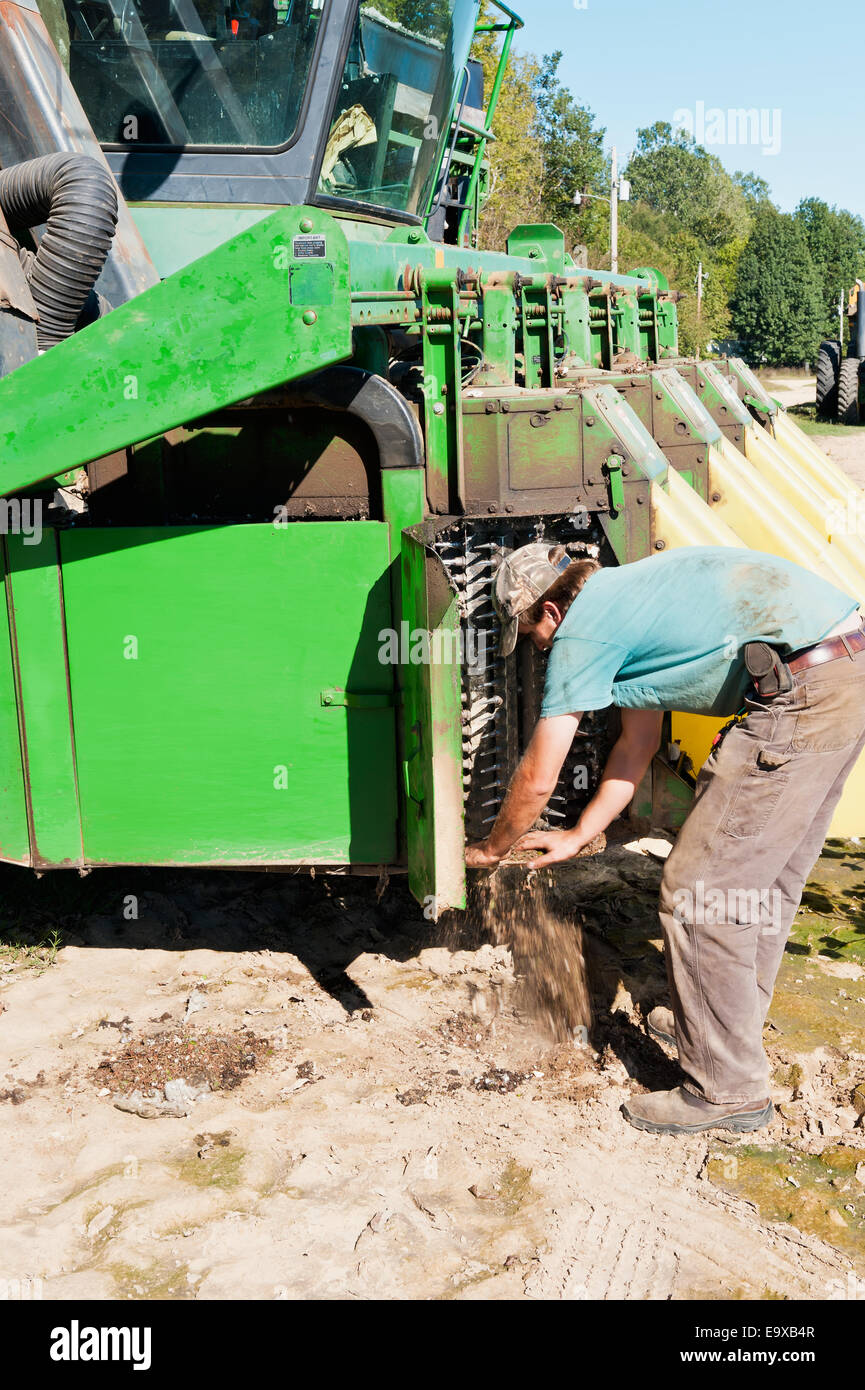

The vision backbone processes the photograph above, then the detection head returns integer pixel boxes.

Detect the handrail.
[424,0,522,243]
[455,0,521,245]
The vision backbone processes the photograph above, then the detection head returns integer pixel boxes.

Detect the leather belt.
[786,622,865,675]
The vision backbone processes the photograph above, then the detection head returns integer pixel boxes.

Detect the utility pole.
[610,145,618,274]
[696,260,705,359]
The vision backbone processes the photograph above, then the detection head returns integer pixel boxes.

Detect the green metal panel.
[560,286,592,367]
[0,206,353,498]
[401,524,465,916]
[0,541,30,863]
[421,271,463,513]
[612,289,641,358]
[131,205,277,277]
[5,532,83,866]
[480,286,517,384]
[59,523,396,866]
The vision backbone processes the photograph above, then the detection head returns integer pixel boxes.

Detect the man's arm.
[464,713,581,867]
[514,708,664,866]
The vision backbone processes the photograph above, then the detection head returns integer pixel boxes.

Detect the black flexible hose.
[0,153,118,350]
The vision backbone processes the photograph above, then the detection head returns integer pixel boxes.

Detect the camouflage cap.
[492,542,572,657]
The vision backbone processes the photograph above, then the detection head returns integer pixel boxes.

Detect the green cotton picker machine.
[0,0,864,916]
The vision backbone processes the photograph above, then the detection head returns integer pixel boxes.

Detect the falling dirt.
[463,837,603,1044]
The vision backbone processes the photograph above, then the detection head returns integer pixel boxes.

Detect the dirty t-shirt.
[541,547,859,719]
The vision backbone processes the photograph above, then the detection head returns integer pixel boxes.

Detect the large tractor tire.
[816,339,841,418]
[837,356,862,425]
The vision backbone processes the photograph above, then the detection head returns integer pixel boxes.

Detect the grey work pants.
[659,646,865,1105]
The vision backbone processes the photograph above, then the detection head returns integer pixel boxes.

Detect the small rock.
[114,1076,210,1119]
[855,1163,865,1186]
[827,1208,848,1229]
[184,991,205,1022]
[164,1077,210,1107]
[852,1083,865,1117]
[469,1183,498,1201]
[86,1207,115,1239]
[396,1087,429,1106]
[623,836,673,861]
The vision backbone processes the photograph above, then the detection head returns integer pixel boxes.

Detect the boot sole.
[647,1020,676,1048]
[622,1100,774,1135]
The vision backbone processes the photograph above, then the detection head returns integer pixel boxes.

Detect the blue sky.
[511,0,865,220]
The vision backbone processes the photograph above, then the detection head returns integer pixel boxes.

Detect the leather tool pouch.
[744,641,794,697]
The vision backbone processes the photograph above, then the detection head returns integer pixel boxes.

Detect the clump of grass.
[789,402,865,437]
[0,928,62,974]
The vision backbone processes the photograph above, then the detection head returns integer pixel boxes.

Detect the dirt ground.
[1,828,864,1303]
[2,401,865,1303]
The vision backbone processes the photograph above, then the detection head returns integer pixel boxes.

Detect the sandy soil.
[1,838,863,1303]
[763,375,816,411]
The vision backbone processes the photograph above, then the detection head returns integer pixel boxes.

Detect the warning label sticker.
[292,234,327,259]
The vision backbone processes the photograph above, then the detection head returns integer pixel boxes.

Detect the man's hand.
[465,840,501,869]
[514,829,589,866]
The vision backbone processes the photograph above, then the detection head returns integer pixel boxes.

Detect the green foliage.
[794,198,865,341]
[366,0,453,41]
[474,25,544,250]
[733,170,772,210]
[731,208,825,364]
[532,51,607,258]
[625,123,751,247]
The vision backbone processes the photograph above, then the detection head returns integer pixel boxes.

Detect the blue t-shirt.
[541,548,859,719]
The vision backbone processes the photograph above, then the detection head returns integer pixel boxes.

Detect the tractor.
[817,280,864,424]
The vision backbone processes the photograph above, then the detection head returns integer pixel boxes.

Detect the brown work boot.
[646,1006,676,1047]
[622,1086,773,1135]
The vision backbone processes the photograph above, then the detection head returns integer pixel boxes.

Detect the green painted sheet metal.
[421,271,464,513]
[129,202,662,302]
[59,523,396,866]
[401,524,465,916]
[0,206,353,498]
[585,385,669,485]
[5,532,82,867]
[652,368,722,448]
[130,205,278,278]
[0,540,30,864]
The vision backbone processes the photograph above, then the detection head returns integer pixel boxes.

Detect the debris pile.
[93,1026,269,1118]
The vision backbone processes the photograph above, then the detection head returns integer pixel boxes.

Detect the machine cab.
[59,0,483,230]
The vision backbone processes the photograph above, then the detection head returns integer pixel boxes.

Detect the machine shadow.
[0,862,470,1015]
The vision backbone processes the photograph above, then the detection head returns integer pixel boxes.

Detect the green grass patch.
[788,402,865,437]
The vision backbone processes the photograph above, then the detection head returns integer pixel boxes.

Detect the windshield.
[317,0,478,217]
[62,0,324,147]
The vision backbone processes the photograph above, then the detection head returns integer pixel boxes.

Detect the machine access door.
[59,522,397,867]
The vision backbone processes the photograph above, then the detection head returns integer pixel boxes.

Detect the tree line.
[472,33,865,365]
